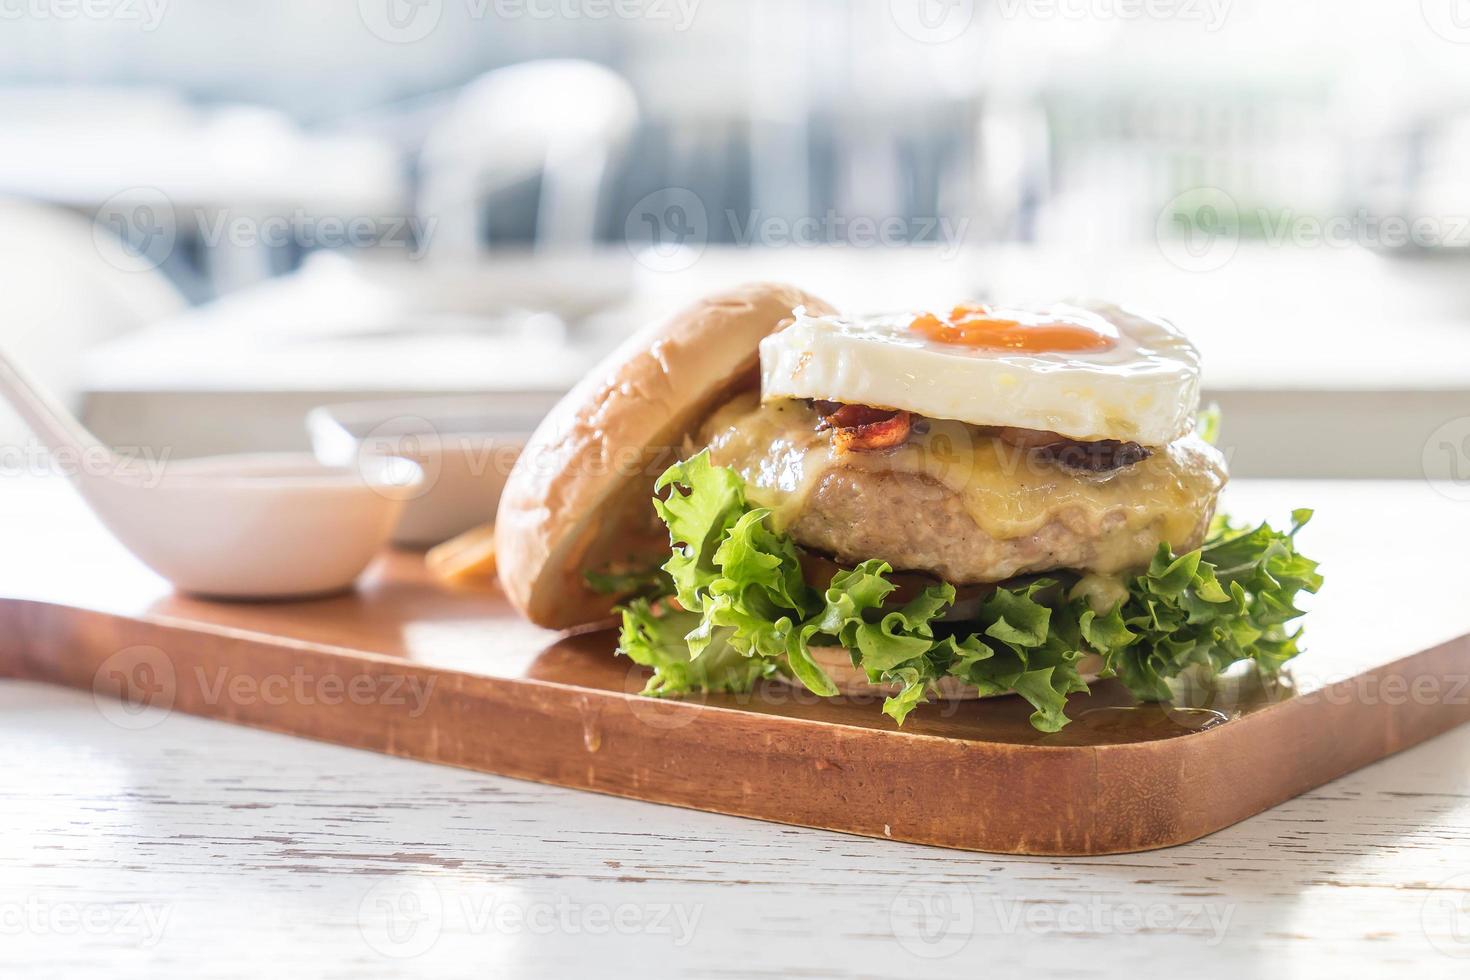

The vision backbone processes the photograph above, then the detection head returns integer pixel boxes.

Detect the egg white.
[758,302,1202,446]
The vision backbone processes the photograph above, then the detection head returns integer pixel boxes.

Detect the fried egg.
[759,302,1202,447]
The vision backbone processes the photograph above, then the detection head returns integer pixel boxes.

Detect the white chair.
[415,60,639,260]
[0,198,186,445]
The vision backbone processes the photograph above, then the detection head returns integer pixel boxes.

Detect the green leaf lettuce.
[613,450,1321,733]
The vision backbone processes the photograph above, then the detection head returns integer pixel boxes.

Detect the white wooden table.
[4,676,1469,978]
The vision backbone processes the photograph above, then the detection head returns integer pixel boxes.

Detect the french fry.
[426,523,497,582]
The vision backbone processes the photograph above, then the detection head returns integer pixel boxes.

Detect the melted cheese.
[700,393,1226,572]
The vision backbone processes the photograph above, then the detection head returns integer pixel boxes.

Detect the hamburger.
[495,283,1321,731]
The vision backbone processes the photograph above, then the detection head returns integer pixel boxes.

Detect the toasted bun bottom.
[779,646,1106,700]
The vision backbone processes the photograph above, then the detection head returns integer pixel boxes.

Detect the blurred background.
[4,0,1470,486]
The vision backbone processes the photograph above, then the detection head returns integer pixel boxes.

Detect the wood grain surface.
[4,678,1470,980]
[4,477,1470,856]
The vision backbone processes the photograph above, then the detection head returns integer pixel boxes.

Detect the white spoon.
[0,349,422,600]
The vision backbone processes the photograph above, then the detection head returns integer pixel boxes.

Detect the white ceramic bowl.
[307,397,534,547]
[84,452,423,599]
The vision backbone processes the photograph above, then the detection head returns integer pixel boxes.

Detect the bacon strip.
[816,402,913,453]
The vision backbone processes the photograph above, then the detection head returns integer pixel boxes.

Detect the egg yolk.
[910,303,1117,353]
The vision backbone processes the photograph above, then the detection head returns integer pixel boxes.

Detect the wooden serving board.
[5,477,1469,855]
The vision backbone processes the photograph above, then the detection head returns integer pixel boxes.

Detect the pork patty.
[788,459,1221,584]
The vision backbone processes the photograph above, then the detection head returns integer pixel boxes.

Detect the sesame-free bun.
[495,283,836,629]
